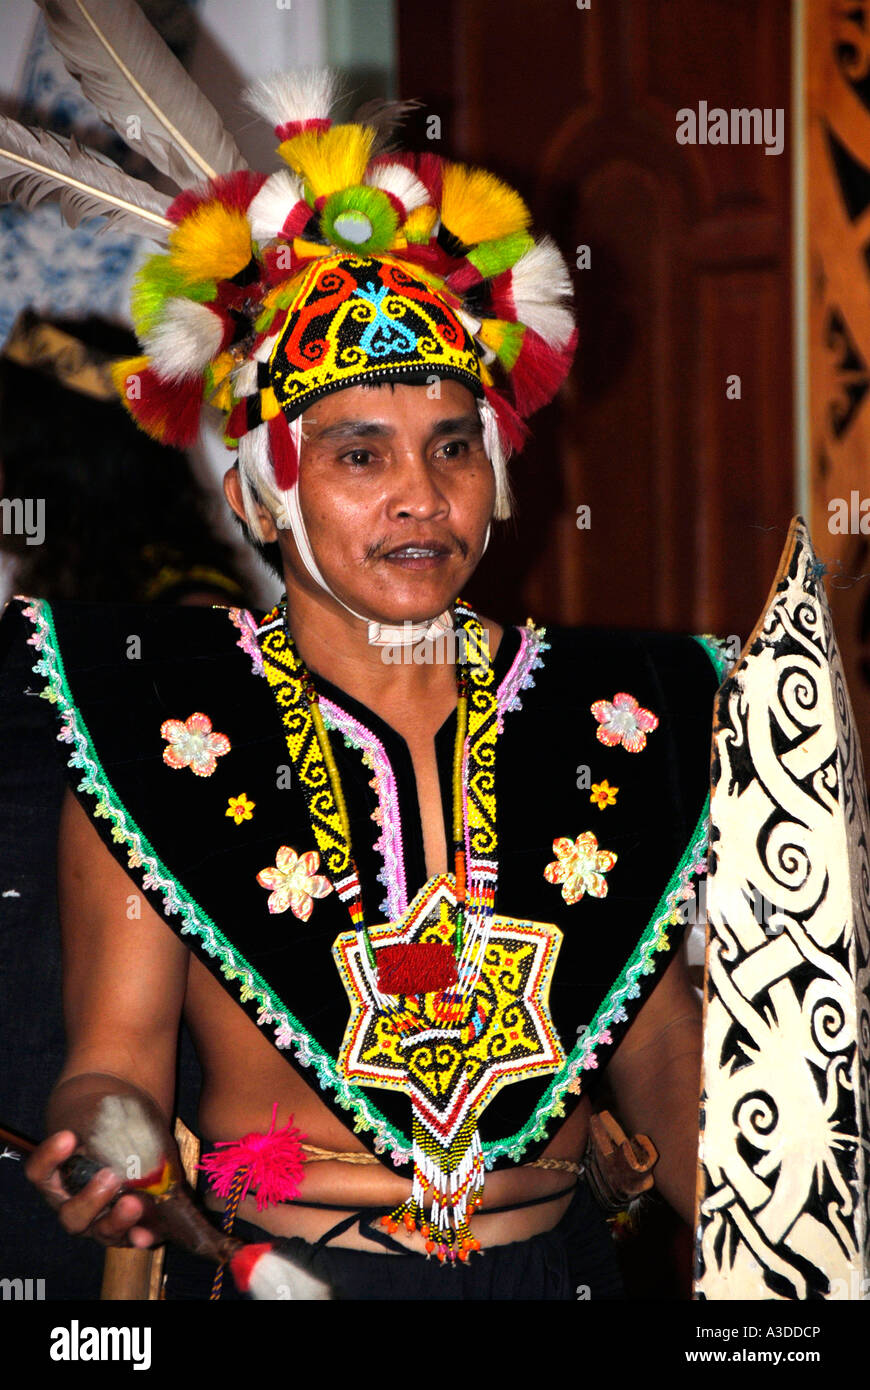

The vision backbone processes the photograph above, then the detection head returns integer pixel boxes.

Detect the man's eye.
[436,439,469,460]
[343,449,373,466]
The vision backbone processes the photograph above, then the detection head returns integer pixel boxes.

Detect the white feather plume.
[365,162,429,216]
[0,117,172,240]
[143,298,224,380]
[244,70,342,133]
[36,0,245,185]
[248,169,307,244]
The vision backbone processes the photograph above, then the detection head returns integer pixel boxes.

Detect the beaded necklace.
[255,598,500,1258]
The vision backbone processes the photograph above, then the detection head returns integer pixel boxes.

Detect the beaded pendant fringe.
[383,1116,485,1262]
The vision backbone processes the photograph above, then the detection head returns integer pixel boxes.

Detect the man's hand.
[605,944,702,1225]
[31,788,190,1250]
[25,1127,153,1248]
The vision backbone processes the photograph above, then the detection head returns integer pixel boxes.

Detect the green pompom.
[321,185,398,254]
[131,256,217,337]
[467,231,534,280]
[493,319,525,370]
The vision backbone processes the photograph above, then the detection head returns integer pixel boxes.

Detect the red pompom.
[168,170,268,224]
[269,411,299,489]
[488,269,516,321]
[397,244,455,279]
[275,116,331,141]
[484,385,529,453]
[510,326,578,415]
[225,399,248,441]
[126,368,204,447]
[446,261,484,295]
[228,1243,274,1294]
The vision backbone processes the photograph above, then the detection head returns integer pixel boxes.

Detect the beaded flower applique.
[257,846,333,920]
[226,793,255,824]
[544,833,617,904]
[590,779,618,810]
[590,693,658,753]
[161,713,231,776]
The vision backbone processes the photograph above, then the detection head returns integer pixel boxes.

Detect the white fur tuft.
[478,397,513,520]
[143,299,223,380]
[231,358,258,399]
[510,236,572,304]
[365,162,430,216]
[512,299,575,351]
[248,169,307,243]
[237,424,277,542]
[240,1249,331,1301]
[244,69,341,132]
[89,1096,163,1178]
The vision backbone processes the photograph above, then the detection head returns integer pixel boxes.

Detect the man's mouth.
[380,540,454,568]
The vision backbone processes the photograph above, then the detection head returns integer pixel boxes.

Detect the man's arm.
[25,787,189,1246]
[604,943,702,1226]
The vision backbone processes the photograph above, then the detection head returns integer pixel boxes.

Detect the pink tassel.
[199,1104,306,1211]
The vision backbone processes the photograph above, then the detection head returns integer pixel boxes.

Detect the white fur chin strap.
[280,481,454,646]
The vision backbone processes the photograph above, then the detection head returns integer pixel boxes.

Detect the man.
[3,59,724,1298]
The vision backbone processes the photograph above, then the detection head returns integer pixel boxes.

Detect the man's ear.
[222,465,279,543]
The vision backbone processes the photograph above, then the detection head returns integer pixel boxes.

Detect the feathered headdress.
[1,0,576,531]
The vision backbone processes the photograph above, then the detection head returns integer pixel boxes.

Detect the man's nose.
[387,448,449,520]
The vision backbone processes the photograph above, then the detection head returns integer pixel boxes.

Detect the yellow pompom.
[278,124,375,198]
[440,164,530,247]
[403,204,438,244]
[259,385,281,420]
[210,377,234,413]
[291,236,338,261]
[208,352,236,411]
[478,319,510,352]
[169,204,253,284]
[110,355,150,403]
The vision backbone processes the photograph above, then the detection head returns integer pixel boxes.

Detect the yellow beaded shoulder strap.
[254,600,499,952]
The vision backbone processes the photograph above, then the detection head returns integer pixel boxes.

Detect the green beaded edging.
[23,597,413,1166]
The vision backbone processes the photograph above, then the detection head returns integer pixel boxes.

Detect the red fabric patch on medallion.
[376,942,458,996]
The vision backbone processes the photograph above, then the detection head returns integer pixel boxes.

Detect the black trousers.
[166,1181,624,1301]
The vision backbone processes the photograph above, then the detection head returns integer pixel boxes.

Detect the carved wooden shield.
[695,517,870,1300]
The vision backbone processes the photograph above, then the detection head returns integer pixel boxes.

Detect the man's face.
[278,379,494,623]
